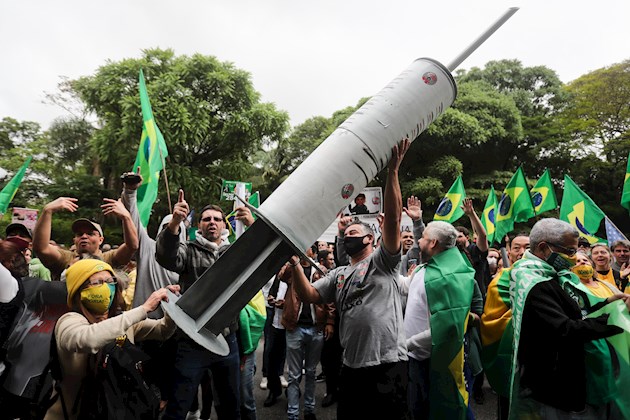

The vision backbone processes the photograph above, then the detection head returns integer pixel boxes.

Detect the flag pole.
[158,149,173,213]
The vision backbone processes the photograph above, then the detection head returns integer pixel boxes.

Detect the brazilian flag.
[434,175,466,223]
[480,268,513,398]
[559,175,606,244]
[621,151,630,212]
[425,246,475,419]
[530,169,558,215]
[481,185,497,245]
[239,290,267,355]
[132,69,169,227]
[495,168,535,243]
[0,156,31,216]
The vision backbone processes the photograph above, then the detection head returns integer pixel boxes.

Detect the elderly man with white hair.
[403,220,476,420]
[509,218,630,418]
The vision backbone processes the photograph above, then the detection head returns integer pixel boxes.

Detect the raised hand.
[403,196,422,221]
[44,197,79,213]
[388,138,411,172]
[461,198,474,216]
[234,206,255,227]
[101,198,131,219]
[172,189,189,225]
[338,216,354,235]
[121,166,143,190]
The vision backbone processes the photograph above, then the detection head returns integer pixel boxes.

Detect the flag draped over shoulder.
[509,252,630,419]
[530,169,557,215]
[424,246,475,420]
[133,69,169,227]
[239,290,267,355]
[433,176,466,223]
[481,186,497,245]
[0,156,31,216]
[559,175,605,244]
[495,168,535,243]
[621,151,630,212]
[480,268,513,398]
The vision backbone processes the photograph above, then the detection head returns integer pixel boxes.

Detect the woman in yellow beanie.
[45,258,180,420]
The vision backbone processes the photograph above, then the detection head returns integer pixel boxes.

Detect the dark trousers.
[320,322,342,396]
[337,361,408,420]
[138,337,177,401]
[408,357,430,420]
[163,332,241,420]
[267,327,286,397]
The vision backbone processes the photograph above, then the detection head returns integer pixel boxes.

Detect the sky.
[1,0,628,131]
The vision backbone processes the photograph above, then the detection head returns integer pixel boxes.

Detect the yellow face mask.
[80,283,112,314]
[571,265,594,280]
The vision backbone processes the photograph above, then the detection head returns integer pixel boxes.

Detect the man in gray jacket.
[156,189,254,420]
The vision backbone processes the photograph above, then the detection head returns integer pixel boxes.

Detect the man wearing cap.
[32,196,138,280]
[5,223,52,281]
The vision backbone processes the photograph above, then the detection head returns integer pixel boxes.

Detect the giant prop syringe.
[163,7,520,355]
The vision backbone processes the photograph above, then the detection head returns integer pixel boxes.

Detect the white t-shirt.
[403,267,432,361]
[272,281,288,330]
[0,263,19,303]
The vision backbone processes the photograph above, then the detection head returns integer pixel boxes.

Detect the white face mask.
[487,256,498,265]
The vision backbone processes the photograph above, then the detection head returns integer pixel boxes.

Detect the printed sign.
[11,207,38,230]
[221,180,252,201]
[341,187,383,216]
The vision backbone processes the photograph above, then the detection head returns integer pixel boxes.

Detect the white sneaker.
[260,377,268,390]
[186,409,200,420]
[280,375,288,388]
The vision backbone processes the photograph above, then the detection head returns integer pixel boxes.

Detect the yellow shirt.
[595,269,617,287]
[585,281,615,299]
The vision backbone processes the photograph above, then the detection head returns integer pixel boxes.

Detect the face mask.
[571,265,594,280]
[343,235,370,257]
[80,283,113,314]
[487,256,498,265]
[546,251,577,272]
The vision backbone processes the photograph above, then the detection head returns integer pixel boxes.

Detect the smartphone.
[121,173,141,184]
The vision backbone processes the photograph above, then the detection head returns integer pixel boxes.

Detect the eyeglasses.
[547,242,578,257]
[88,277,118,287]
[201,216,224,223]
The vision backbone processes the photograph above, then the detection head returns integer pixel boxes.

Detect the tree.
[62,48,290,226]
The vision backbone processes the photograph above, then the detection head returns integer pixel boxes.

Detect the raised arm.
[381,139,410,255]
[120,169,150,242]
[462,198,488,252]
[288,256,323,304]
[101,198,139,266]
[32,197,78,271]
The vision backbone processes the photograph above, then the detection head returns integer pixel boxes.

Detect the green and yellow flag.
[0,156,32,216]
[495,168,535,243]
[132,69,169,227]
[434,175,466,223]
[481,186,497,245]
[424,246,475,419]
[621,151,630,212]
[239,290,267,356]
[530,169,558,215]
[559,175,605,244]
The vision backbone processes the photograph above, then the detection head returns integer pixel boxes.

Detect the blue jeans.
[163,332,241,420]
[285,326,324,420]
[240,351,257,420]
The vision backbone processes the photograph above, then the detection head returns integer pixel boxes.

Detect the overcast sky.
[1,0,628,131]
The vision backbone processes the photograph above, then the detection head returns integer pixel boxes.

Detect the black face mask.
[343,235,370,257]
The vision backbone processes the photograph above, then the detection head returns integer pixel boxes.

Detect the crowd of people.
[0,139,629,420]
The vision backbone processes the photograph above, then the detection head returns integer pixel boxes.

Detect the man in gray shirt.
[290,140,410,420]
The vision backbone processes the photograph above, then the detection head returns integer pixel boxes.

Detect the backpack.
[74,335,160,420]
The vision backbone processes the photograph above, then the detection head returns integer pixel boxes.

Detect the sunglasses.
[547,242,578,257]
[201,216,224,223]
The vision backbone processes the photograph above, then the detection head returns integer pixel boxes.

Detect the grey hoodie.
[121,188,184,318]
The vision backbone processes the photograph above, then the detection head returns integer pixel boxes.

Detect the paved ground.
[203,343,498,420]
